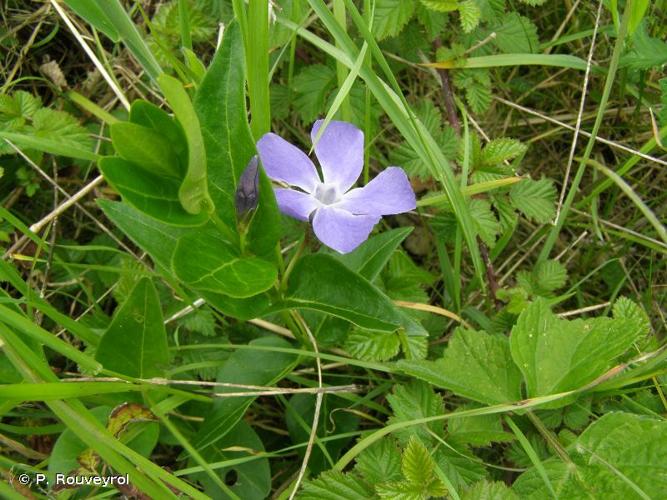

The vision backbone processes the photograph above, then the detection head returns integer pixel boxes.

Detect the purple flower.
[256,120,416,253]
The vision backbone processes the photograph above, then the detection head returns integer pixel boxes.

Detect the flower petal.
[257,133,320,192]
[339,167,416,216]
[311,120,363,192]
[312,206,380,254]
[274,188,319,221]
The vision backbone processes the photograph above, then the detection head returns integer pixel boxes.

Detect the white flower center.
[314,183,341,205]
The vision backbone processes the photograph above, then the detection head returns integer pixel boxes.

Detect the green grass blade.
[427,53,591,71]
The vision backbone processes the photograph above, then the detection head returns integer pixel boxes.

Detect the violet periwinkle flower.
[257,120,416,253]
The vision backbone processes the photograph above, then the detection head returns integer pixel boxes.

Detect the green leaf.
[158,73,214,215]
[99,157,208,226]
[335,227,414,282]
[509,299,644,403]
[293,64,336,123]
[612,297,651,338]
[191,336,297,453]
[532,259,567,294]
[373,0,417,40]
[194,420,270,499]
[110,122,182,178]
[171,230,277,299]
[98,201,267,319]
[95,278,169,378]
[462,480,519,500]
[397,328,523,405]
[0,130,98,161]
[345,328,401,361]
[284,254,427,336]
[31,108,93,152]
[480,138,527,168]
[286,394,359,474]
[514,412,667,498]
[509,178,556,224]
[0,90,41,124]
[301,470,373,499]
[491,13,539,53]
[245,165,282,258]
[448,407,515,447]
[194,22,255,226]
[458,0,481,33]
[420,0,459,12]
[129,99,187,165]
[574,412,667,497]
[620,25,667,70]
[453,69,492,114]
[355,439,402,486]
[387,381,444,444]
[469,198,500,246]
[376,437,447,498]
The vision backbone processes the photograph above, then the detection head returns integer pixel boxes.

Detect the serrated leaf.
[469,198,500,246]
[294,64,336,123]
[453,69,491,114]
[514,412,667,498]
[510,299,645,405]
[355,439,403,485]
[509,178,556,223]
[387,381,444,443]
[397,328,523,405]
[480,138,527,168]
[301,470,372,499]
[345,328,401,361]
[373,0,417,40]
[612,297,651,338]
[458,0,481,33]
[180,308,217,337]
[416,4,450,41]
[462,480,519,499]
[620,25,667,70]
[420,0,459,12]
[532,259,567,294]
[491,13,539,53]
[29,108,91,154]
[401,437,446,496]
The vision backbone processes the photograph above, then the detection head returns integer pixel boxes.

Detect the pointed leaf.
[95,278,169,378]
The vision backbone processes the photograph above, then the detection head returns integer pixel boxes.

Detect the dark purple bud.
[236,156,260,216]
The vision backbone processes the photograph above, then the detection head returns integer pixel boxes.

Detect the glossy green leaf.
[95,278,169,378]
[284,254,427,336]
[192,336,297,453]
[245,165,282,258]
[510,299,643,403]
[194,21,254,226]
[335,227,413,282]
[99,201,269,319]
[397,328,523,405]
[171,230,277,299]
[129,100,187,165]
[157,73,214,215]
[110,122,182,178]
[99,157,208,227]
